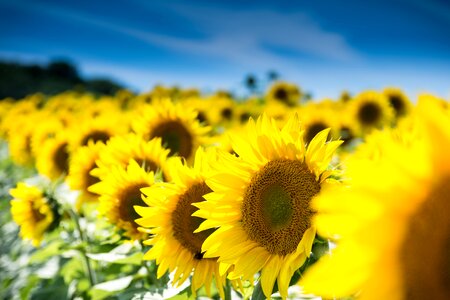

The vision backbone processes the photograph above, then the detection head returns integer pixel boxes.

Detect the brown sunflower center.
[221,108,233,120]
[389,95,406,117]
[118,184,148,227]
[54,142,69,174]
[171,182,215,259]
[305,122,329,144]
[31,202,47,223]
[81,130,111,146]
[358,102,382,126]
[196,111,208,124]
[274,87,289,102]
[400,177,450,300]
[151,121,193,159]
[241,159,320,256]
[135,158,159,174]
[400,178,450,300]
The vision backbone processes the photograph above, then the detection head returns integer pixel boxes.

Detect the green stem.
[224,278,232,300]
[68,208,96,287]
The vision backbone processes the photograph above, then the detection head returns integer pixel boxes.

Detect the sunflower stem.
[68,208,96,287]
[224,278,232,300]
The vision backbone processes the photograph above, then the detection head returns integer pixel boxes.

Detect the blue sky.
[1,0,449,99]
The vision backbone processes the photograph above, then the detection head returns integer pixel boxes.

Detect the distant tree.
[0,60,125,100]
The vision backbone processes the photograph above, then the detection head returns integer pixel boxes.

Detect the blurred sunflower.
[36,135,71,180]
[92,133,170,181]
[30,115,66,158]
[349,91,394,134]
[10,183,56,247]
[194,115,342,298]
[67,141,105,208]
[89,160,154,240]
[301,98,450,300]
[296,104,338,144]
[266,81,302,107]
[7,120,36,166]
[68,112,127,151]
[383,87,412,119]
[132,99,210,162]
[135,148,232,298]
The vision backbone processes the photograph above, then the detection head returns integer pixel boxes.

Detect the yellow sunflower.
[67,111,127,152]
[135,148,233,298]
[296,104,339,144]
[266,81,302,107]
[383,87,412,119]
[10,183,55,247]
[67,141,105,207]
[193,114,342,298]
[300,98,450,300]
[132,99,210,162]
[349,91,394,135]
[92,133,170,181]
[89,160,154,240]
[36,134,71,180]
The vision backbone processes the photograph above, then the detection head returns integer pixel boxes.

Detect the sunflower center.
[400,177,450,299]
[221,108,233,120]
[274,88,289,101]
[118,184,148,227]
[305,122,328,144]
[54,142,69,174]
[389,95,405,117]
[135,158,158,174]
[242,159,320,256]
[81,130,111,146]
[196,111,208,124]
[31,202,47,223]
[151,121,193,158]
[358,102,381,126]
[171,182,215,259]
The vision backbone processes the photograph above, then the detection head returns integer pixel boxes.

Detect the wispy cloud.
[5,0,362,70]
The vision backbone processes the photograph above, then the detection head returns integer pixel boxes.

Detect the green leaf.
[29,240,64,264]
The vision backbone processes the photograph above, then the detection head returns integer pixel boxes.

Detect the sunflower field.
[0,82,448,300]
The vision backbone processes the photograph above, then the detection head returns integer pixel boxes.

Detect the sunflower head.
[266,81,302,107]
[135,148,233,298]
[300,98,450,300]
[10,183,59,247]
[193,114,342,298]
[350,91,394,135]
[383,87,412,119]
[132,99,211,162]
[36,134,71,180]
[89,159,155,240]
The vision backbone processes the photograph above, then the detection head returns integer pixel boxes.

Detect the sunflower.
[132,99,210,162]
[266,81,302,107]
[383,87,412,118]
[296,104,339,144]
[10,183,55,247]
[89,160,154,240]
[92,133,170,181]
[68,111,127,152]
[36,134,71,180]
[349,91,394,135]
[300,98,450,300]
[67,141,105,207]
[193,114,342,298]
[135,148,232,298]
